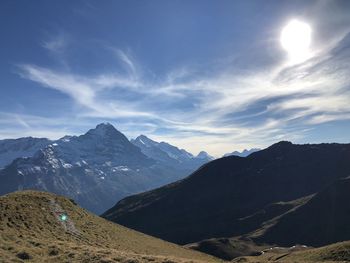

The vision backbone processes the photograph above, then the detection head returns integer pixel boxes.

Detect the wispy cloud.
[0,112,70,139]
[41,33,68,54]
[8,0,350,156]
[16,29,350,156]
[114,49,138,77]
[17,64,156,120]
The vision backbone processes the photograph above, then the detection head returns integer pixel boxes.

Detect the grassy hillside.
[186,237,268,260]
[232,240,350,262]
[0,191,220,262]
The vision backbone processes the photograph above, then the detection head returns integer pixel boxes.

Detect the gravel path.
[49,198,81,237]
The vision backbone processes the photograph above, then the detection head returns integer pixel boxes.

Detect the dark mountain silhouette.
[253,176,350,247]
[103,142,350,245]
[172,176,350,260]
[186,194,313,260]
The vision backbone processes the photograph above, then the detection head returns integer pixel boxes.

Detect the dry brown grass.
[231,241,350,263]
[0,191,221,263]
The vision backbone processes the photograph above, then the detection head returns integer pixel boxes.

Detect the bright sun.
[280,19,312,64]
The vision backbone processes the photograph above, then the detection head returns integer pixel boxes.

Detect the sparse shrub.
[123,259,139,263]
[69,198,78,205]
[49,248,59,256]
[16,251,32,260]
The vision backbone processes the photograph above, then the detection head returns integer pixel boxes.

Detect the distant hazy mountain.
[132,135,214,169]
[103,142,350,245]
[223,148,260,157]
[0,137,50,168]
[132,135,176,164]
[196,151,214,161]
[0,123,212,214]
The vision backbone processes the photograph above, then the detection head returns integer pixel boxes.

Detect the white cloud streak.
[16,34,350,155]
[10,2,350,156]
[42,34,68,53]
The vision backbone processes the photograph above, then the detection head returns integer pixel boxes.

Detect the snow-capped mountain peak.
[85,123,126,139]
[0,137,51,168]
[196,151,214,160]
[134,135,157,147]
[0,123,155,214]
[132,135,214,166]
[0,124,214,214]
[223,148,261,157]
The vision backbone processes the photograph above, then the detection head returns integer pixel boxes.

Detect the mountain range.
[132,135,214,169]
[103,141,350,259]
[2,126,350,261]
[0,123,213,214]
[1,132,350,261]
[0,137,50,168]
[223,148,261,157]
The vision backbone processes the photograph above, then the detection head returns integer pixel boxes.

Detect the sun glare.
[280,19,312,64]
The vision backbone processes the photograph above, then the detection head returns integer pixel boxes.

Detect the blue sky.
[1,0,350,156]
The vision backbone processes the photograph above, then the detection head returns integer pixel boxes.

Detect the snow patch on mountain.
[223,148,261,157]
[0,137,50,168]
[196,151,214,160]
[0,123,215,214]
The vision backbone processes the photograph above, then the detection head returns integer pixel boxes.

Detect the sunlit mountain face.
[0,123,212,214]
[1,1,349,156]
